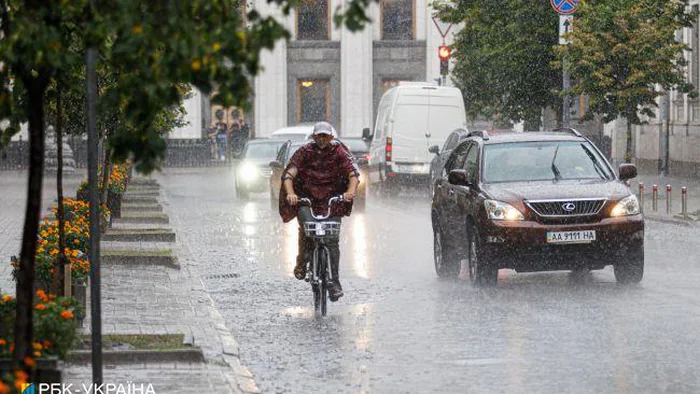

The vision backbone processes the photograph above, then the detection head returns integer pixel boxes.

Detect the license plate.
[546,230,596,244]
[396,164,426,173]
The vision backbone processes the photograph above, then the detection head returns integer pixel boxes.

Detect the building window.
[297,79,330,123]
[381,0,414,40]
[382,79,402,93]
[297,0,329,40]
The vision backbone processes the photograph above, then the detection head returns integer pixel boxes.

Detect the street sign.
[559,15,574,45]
[550,0,579,15]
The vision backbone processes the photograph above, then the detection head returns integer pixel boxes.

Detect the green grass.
[75,334,185,351]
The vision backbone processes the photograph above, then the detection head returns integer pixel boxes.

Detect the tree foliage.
[434,0,560,129]
[556,0,697,160]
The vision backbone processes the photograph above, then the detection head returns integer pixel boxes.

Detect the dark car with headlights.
[431,129,644,285]
[235,139,285,199]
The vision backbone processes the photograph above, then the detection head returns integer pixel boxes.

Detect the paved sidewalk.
[0,170,86,295]
[0,172,255,393]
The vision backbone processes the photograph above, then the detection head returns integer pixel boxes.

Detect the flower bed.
[0,291,82,392]
[77,164,130,219]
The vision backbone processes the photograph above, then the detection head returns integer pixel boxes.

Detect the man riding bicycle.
[279,121,359,301]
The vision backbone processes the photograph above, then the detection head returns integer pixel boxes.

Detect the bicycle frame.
[299,196,343,316]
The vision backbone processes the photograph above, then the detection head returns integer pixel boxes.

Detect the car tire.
[467,224,497,286]
[433,216,459,278]
[614,244,644,285]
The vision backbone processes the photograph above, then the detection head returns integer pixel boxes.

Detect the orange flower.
[35,303,47,311]
[33,342,43,351]
[60,310,74,319]
[34,351,42,358]
[0,380,10,394]
[0,339,6,346]
[36,290,48,302]
[43,340,52,348]
[2,295,13,302]
[23,356,34,367]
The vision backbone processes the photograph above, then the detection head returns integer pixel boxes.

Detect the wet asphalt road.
[158,167,700,394]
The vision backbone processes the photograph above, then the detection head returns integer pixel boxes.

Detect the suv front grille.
[525,198,607,217]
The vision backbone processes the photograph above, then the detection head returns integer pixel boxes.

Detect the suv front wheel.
[614,243,644,284]
[467,224,498,286]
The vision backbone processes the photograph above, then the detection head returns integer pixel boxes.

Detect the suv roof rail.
[467,130,490,140]
[552,127,583,137]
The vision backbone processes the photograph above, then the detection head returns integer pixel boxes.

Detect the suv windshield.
[482,141,614,183]
[244,142,282,160]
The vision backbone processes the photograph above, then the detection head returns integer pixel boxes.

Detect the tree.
[556,0,697,162]
[1,0,377,377]
[434,0,561,130]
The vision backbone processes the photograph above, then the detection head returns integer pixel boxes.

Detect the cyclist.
[279,121,359,301]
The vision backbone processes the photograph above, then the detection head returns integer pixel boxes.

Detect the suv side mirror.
[618,163,638,181]
[362,127,373,142]
[269,161,283,169]
[448,169,471,187]
[428,145,440,155]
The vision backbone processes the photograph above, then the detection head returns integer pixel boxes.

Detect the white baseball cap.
[312,121,334,136]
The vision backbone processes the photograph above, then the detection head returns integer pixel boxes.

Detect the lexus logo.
[562,202,576,212]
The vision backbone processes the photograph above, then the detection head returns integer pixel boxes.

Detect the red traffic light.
[438,45,451,61]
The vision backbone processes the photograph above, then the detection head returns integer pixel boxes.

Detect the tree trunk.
[13,87,46,373]
[100,145,111,206]
[56,87,69,297]
[625,119,633,163]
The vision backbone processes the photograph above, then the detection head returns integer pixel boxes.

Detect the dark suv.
[431,129,644,285]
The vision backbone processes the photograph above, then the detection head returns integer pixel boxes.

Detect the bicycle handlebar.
[299,196,344,220]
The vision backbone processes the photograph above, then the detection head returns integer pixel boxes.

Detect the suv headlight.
[485,200,525,221]
[610,195,640,217]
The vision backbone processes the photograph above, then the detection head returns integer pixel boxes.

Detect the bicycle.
[299,196,343,316]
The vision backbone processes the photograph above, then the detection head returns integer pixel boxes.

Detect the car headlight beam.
[239,163,259,182]
[610,194,640,217]
[485,200,525,221]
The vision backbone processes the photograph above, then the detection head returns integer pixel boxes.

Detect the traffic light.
[438,45,451,76]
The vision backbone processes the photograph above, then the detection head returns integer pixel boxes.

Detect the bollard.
[652,185,658,211]
[666,184,672,214]
[682,186,688,218]
[638,182,644,213]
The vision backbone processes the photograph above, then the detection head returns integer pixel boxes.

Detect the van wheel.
[614,244,644,284]
[467,224,497,286]
[433,218,458,278]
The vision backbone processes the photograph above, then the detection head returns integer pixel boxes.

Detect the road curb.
[644,213,697,227]
[202,284,261,394]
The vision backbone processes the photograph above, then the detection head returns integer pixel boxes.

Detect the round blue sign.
[550,0,579,15]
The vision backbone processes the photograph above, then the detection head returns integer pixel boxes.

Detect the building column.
[340,3,374,137]
[253,1,290,137]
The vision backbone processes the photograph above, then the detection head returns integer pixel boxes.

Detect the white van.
[365,84,467,190]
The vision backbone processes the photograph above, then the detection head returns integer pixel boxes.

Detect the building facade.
[252,0,457,138]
